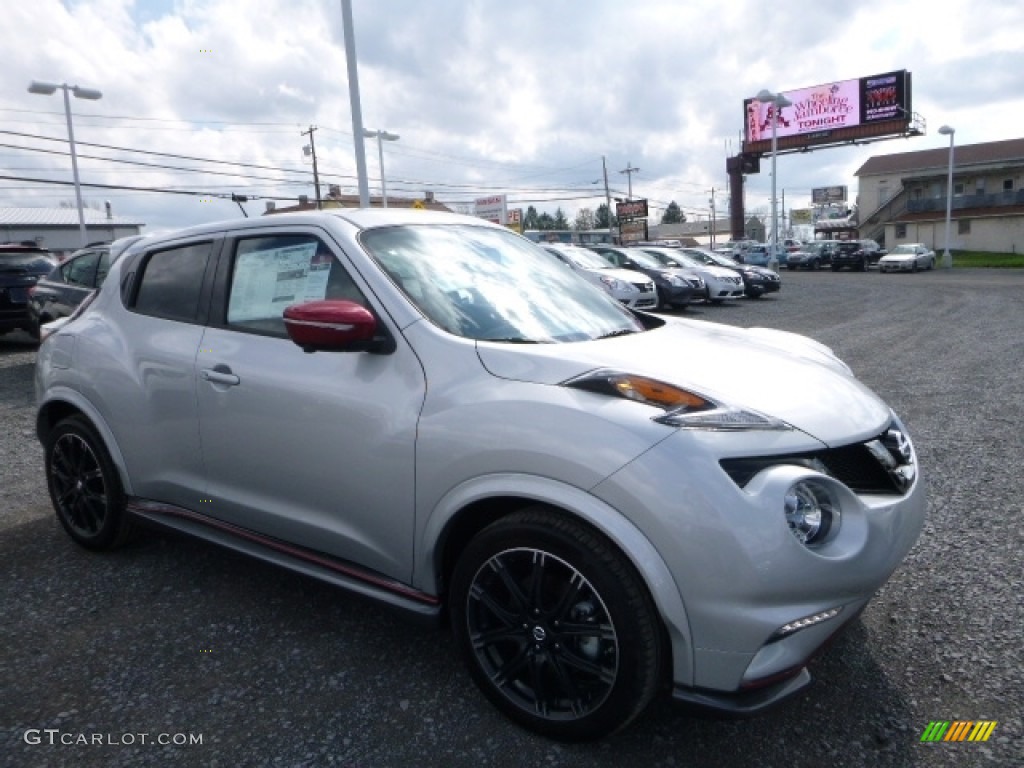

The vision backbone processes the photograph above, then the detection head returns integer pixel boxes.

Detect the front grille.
[720,427,913,495]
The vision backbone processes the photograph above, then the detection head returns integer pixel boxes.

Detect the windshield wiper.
[597,328,638,339]
[479,337,547,344]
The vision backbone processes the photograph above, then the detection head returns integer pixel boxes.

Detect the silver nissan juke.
[36,209,925,741]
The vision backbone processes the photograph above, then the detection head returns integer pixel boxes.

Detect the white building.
[0,206,145,260]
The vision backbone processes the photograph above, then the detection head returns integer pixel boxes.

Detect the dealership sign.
[619,219,648,242]
[742,70,913,155]
[474,194,507,224]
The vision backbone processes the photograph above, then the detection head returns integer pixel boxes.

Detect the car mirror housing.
[283,300,393,354]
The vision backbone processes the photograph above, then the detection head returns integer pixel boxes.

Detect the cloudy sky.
[3,0,1023,235]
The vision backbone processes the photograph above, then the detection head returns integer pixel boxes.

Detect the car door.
[194,228,426,582]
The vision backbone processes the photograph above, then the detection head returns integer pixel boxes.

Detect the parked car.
[830,240,885,272]
[36,209,926,741]
[0,243,58,338]
[26,236,146,337]
[542,243,657,310]
[588,245,701,310]
[787,241,838,271]
[878,243,936,273]
[782,238,805,253]
[638,247,745,303]
[722,239,759,259]
[681,247,781,298]
[741,243,788,267]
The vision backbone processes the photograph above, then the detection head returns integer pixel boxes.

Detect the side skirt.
[126,498,442,623]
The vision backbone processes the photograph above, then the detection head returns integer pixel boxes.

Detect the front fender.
[417,472,696,687]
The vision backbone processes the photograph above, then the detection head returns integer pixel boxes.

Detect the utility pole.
[619,162,640,199]
[301,125,321,210]
[709,188,717,248]
[602,156,614,243]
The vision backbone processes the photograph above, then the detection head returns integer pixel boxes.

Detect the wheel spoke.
[546,651,586,717]
[556,643,617,685]
[490,555,531,617]
[469,582,521,629]
[489,644,531,689]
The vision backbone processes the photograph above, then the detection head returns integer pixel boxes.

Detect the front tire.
[45,415,134,550]
[449,508,663,741]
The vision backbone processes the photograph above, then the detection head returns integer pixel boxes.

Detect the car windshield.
[661,251,701,269]
[639,249,679,267]
[557,246,617,270]
[686,249,734,267]
[360,224,644,343]
[890,245,918,255]
[618,249,665,269]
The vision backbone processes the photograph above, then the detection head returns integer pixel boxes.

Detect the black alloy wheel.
[450,508,663,741]
[45,415,134,550]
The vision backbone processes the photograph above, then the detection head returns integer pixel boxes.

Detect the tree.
[574,208,595,231]
[523,205,540,230]
[553,207,569,229]
[537,212,555,230]
[595,203,617,229]
[661,201,686,224]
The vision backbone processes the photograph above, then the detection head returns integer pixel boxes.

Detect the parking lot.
[1,268,1021,767]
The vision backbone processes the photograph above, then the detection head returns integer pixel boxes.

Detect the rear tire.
[45,415,134,550]
[450,508,663,741]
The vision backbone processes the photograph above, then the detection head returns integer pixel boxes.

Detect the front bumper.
[879,260,916,272]
[591,422,926,698]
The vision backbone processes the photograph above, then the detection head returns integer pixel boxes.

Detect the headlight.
[599,276,631,293]
[563,370,791,431]
[784,480,840,546]
[665,275,685,287]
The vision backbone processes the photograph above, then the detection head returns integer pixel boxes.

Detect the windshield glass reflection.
[360,225,644,343]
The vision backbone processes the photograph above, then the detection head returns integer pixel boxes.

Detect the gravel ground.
[1,268,1022,767]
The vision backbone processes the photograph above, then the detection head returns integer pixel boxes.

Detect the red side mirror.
[283,300,378,352]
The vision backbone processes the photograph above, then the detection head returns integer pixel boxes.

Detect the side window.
[63,251,100,287]
[134,242,212,323]
[226,235,366,337]
[95,251,112,287]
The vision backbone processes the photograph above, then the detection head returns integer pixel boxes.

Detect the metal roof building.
[0,206,145,258]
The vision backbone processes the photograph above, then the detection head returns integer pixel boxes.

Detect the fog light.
[784,481,840,546]
[770,606,844,641]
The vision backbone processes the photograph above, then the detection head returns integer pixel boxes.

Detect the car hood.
[476,318,890,445]
[695,264,741,280]
[592,267,653,285]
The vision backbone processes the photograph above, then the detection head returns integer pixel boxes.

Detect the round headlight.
[783,481,840,546]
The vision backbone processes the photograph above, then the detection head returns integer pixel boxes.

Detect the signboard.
[616,199,648,221]
[619,220,648,243]
[505,208,522,233]
[742,70,914,155]
[790,208,813,224]
[811,186,848,204]
[474,194,507,224]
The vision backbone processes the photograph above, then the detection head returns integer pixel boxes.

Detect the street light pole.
[756,89,792,266]
[28,80,102,248]
[362,129,400,207]
[938,125,955,269]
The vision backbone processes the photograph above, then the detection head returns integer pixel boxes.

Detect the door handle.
[201,367,240,386]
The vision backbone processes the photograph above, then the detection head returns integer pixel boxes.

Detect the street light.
[756,89,792,266]
[938,125,955,269]
[362,128,399,207]
[28,80,102,248]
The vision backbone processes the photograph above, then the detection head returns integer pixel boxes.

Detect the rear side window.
[133,242,212,323]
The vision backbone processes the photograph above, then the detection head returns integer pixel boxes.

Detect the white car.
[638,247,745,302]
[878,243,936,273]
[543,243,657,309]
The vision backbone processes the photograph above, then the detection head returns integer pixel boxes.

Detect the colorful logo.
[920,721,997,742]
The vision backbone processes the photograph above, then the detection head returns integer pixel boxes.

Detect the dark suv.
[0,244,58,338]
[831,240,885,272]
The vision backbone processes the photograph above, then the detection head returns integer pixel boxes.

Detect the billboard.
[616,199,649,220]
[812,186,848,204]
[742,70,914,156]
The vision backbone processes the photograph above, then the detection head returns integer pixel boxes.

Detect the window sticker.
[228,242,328,323]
